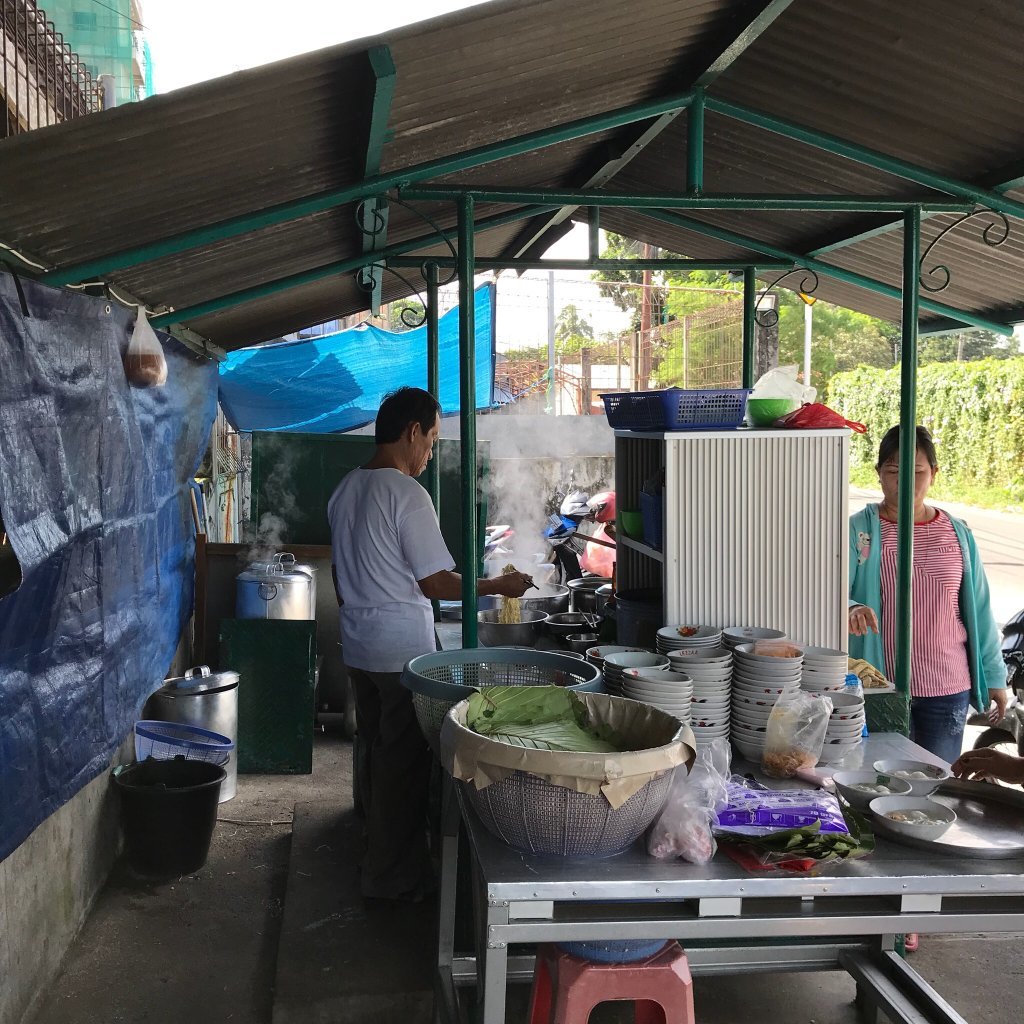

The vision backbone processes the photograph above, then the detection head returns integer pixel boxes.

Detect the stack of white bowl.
[665,646,733,746]
[800,646,850,694]
[655,624,723,656]
[585,644,649,685]
[818,690,866,764]
[722,626,786,651]
[602,650,669,697]
[623,668,693,725]
[730,642,803,762]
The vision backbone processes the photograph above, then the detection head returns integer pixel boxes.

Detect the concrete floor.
[28,729,1024,1024]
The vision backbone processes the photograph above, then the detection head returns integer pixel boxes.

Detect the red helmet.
[587,490,616,523]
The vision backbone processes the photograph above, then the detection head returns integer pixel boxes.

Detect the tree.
[554,303,595,354]
[917,329,1021,365]
[591,232,674,331]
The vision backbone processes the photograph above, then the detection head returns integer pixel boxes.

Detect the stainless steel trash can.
[145,665,239,801]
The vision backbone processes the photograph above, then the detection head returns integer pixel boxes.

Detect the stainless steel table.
[435,734,1024,1024]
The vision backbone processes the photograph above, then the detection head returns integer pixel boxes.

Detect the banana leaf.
[466,686,622,752]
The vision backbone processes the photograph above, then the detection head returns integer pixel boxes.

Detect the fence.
[2,0,100,136]
[497,298,744,414]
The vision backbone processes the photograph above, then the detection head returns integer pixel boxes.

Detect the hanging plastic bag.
[761,691,833,778]
[647,737,730,864]
[775,403,866,432]
[123,305,167,388]
[751,365,816,404]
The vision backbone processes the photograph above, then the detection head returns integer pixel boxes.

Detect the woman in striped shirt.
[848,425,1008,764]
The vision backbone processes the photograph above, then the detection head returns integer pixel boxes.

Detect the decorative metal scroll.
[919,208,1011,293]
[754,267,820,327]
[354,195,459,327]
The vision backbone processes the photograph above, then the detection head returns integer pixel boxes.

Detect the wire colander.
[462,766,674,858]
[402,648,603,754]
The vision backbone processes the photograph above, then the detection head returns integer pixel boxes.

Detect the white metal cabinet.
[614,428,849,648]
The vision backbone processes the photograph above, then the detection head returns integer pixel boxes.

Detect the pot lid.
[159,664,239,695]
[237,555,314,584]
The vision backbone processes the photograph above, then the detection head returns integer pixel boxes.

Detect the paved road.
[849,488,1024,627]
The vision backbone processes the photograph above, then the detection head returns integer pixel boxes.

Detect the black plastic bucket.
[112,758,225,878]
[614,588,664,648]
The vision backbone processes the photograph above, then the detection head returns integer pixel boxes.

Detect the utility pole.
[639,243,653,390]
[546,271,556,413]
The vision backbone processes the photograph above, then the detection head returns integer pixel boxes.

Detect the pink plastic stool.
[527,941,696,1024]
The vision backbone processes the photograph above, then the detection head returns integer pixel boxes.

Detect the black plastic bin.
[112,758,225,878]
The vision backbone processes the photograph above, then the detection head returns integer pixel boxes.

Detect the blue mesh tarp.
[217,283,496,432]
[0,274,217,861]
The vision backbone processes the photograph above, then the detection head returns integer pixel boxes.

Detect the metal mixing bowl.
[567,632,601,654]
[518,585,569,617]
[545,612,600,641]
[477,609,546,647]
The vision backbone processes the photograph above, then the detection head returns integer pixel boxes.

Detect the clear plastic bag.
[761,691,833,778]
[123,305,167,388]
[751,365,816,404]
[647,737,730,864]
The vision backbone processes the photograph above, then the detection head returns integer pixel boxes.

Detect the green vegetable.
[718,807,875,863]
[466,686,622,753]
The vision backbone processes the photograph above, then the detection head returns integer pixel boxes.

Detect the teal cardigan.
[848,503,1007,710]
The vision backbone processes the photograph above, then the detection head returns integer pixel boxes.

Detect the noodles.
[499,564,521,624]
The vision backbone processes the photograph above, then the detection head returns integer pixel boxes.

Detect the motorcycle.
[969,607,1024,758]
[543,486,617,584]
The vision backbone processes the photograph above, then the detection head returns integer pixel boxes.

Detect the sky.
[144,0,491,93]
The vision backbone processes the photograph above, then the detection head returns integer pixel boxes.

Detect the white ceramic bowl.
[832,770,913,810]
[871,759,950,796]
[723,627,786,646]
[732,736,766,760]
[732,679,801,695]
[869,796,957,841]
[605,651,670,672]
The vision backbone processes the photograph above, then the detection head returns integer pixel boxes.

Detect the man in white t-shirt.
[328,387,532,901]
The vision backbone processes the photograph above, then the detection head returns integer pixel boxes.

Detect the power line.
[86,0,145,30]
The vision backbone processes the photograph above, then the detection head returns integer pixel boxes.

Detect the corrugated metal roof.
[0,0,1022,350]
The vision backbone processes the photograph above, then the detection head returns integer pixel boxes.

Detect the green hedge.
[827,357,1024,508]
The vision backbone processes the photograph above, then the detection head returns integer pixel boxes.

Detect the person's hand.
[987,687,1011,725]
[848,604,879,636]
[952,747,1024,785]
[492,571,534,598]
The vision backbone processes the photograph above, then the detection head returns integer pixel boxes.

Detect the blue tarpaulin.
[0,274,217,862]
[218,282,496,432]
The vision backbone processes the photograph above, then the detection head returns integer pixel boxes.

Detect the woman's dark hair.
[876,424,938,470]
[374,387,441,445]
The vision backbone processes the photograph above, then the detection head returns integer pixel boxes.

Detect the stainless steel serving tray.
[871,779,1024,859]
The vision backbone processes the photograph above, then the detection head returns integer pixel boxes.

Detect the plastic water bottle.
[845,673,869,736]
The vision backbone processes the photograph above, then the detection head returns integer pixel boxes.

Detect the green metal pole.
[425,260,442,624]
[686,87,705,195]
[425,261,441,512]
[705,96,1024,225]
[45,90,698,286]
[742,266,756,389]
[458,197,478,647]
[894,207,921,701]
[400,187,974,213]
[151,204,555,329]
[639,208,1014,337]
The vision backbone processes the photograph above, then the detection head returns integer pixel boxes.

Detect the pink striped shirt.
[880,510,971,697]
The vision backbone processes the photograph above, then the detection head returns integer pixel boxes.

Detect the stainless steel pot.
[236,552,315,620]
[144,665,239,802]
[518,585,569,617]
[477,610,545,647]
[567,577,612,614]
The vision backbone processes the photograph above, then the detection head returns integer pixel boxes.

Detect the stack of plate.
[722,626,786,651]
[800,645,850,693]
[654,624,723,656]
[818,690,865,764]
[602,651,669,697]
[623,668,693,725]
[730,643,803,761]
